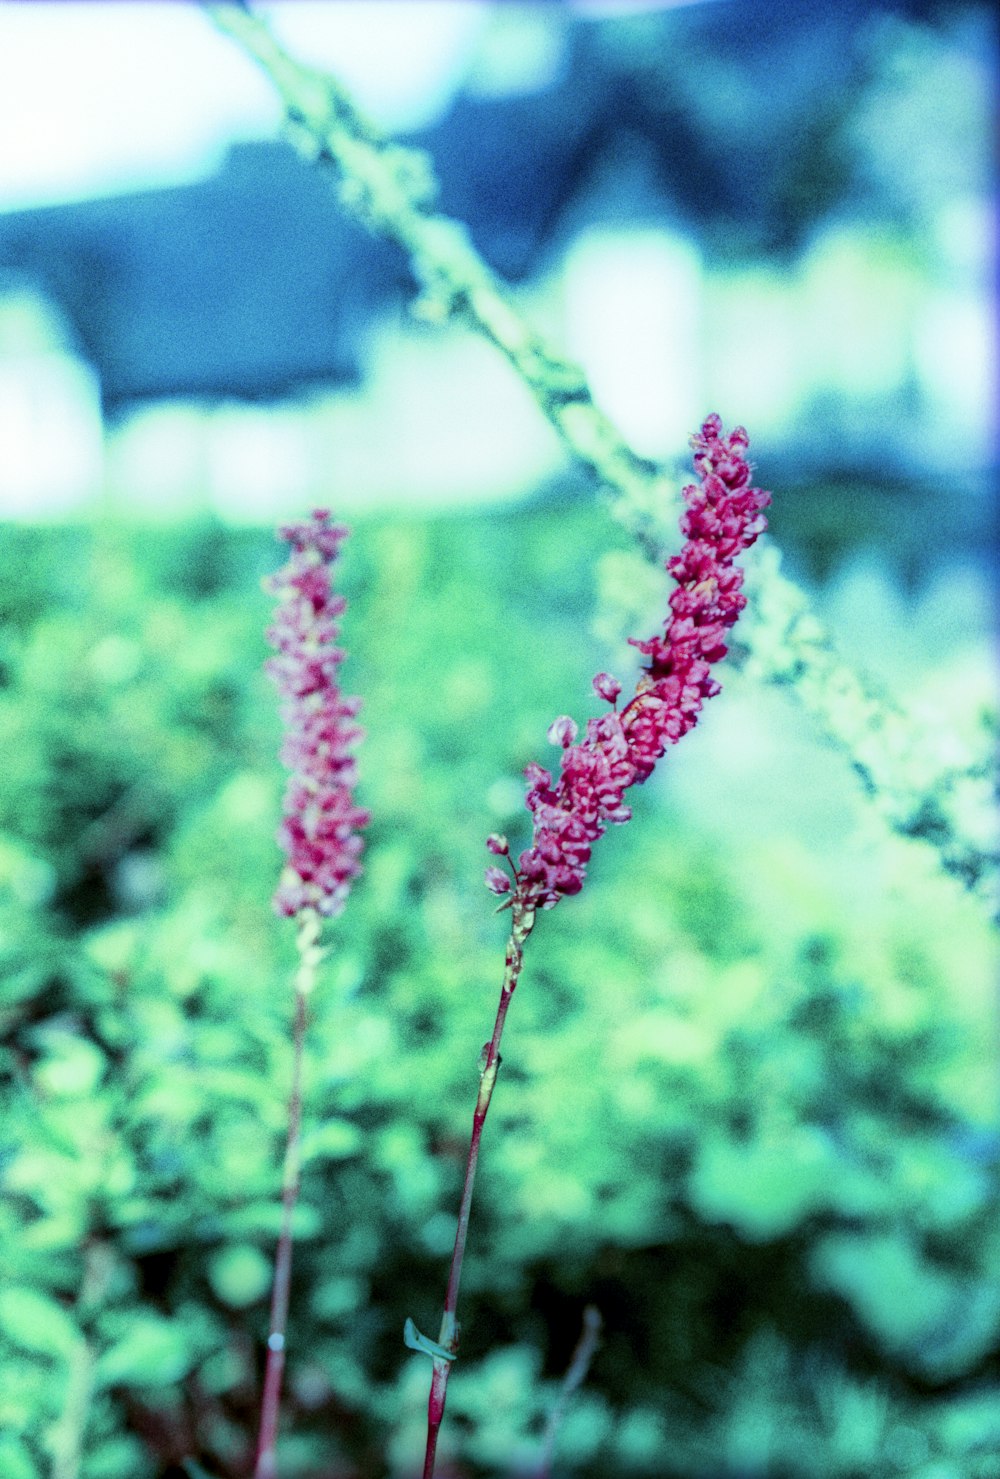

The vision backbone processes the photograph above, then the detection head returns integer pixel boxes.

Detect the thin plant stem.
[51,1337,95,1479]
[255,909,322,1479]
[50,1241,113,1479]
[536,1305,603,1479]
[422,900,535,1479]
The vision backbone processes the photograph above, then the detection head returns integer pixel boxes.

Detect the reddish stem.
[255,984,308,1479]
[422,901,535,1479]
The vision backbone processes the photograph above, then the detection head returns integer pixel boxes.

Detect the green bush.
[1,513,996,1477]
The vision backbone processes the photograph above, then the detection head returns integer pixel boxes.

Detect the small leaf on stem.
[403,1318,456,1363]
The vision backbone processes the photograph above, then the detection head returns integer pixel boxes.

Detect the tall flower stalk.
[414,416,771,1476]
[257,510,369,1479]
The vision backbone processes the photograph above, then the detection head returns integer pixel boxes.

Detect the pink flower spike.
[504,415,770,912]
[266,510,369,919]
[485,866,512,895]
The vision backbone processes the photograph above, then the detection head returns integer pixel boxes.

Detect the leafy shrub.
[1,512,996,1478]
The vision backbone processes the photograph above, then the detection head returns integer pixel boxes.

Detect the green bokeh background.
[0,503,996,1479]
[0,0,997,1474]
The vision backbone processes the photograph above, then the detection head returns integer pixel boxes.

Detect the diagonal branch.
[206,4,998,916]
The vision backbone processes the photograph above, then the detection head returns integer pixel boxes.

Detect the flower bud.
[484,866,512,895]
[547,716,578,748]
[592,672,621,704]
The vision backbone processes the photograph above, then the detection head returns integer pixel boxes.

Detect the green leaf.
[0,1286,81,1360]
[688,1125,833,1240]
[403,1317,455,1362]
[207,1245,272,1308]
[221,1203,322,1241]
[0,1437,40,1479]
[34,1036,106,1098]
[300,1118,362,1163]
[96,1316,196,1388]
[81,1435,149,1479]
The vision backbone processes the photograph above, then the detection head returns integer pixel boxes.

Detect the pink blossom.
[495,415,771,910]
[265,510,370,918]
[485,866,512,896]
[547,716,578,749]
[592,672,622,704]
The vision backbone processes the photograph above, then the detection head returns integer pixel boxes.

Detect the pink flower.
[265,510,370,918]
[485,866,512,896]
[547,716,578,748]
[592,672,621,704]
[495,415,771,910]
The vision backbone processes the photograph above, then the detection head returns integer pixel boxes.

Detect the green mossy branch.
[205,3,671,533]
[740,545,998,904]
[207,4,998,915]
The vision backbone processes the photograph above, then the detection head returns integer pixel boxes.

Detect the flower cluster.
[265,510,370,918]
[486,415,771,910]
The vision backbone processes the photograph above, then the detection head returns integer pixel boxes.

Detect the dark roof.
[411,0,963,277]
[0,142,410,406]
[0,0,983,406]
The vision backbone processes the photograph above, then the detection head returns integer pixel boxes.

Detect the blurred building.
[0,278,103,517]
[0,0,995,546]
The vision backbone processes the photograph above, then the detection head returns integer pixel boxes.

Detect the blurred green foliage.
[0,510,996,1479]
